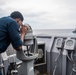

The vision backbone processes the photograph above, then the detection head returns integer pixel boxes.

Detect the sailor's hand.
[20,25,28,35]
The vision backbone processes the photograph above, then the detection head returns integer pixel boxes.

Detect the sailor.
[0,11,27,75]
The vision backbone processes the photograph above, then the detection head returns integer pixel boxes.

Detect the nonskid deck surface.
[37,72,48,75]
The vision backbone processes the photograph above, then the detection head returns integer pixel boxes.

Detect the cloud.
[0,0,76,29]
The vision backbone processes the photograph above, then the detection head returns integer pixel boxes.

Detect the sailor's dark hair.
[10,11,24,21]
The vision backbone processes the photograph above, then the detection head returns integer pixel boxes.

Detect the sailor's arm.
[15,26,27,50]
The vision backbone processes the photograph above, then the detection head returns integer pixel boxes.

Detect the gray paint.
[1,29,76,75]
[18,60,34,75]
[37,35,76,75]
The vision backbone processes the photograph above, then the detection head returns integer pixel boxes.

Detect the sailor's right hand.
[20,25,28,35]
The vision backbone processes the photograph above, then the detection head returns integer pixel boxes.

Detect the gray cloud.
[0,0,76,29]
[23,12,48,18]
[0,0,6,6]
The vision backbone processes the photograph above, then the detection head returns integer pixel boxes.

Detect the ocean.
[33,29,76,37]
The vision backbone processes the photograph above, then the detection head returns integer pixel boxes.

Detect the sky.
[0,0,76,29]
